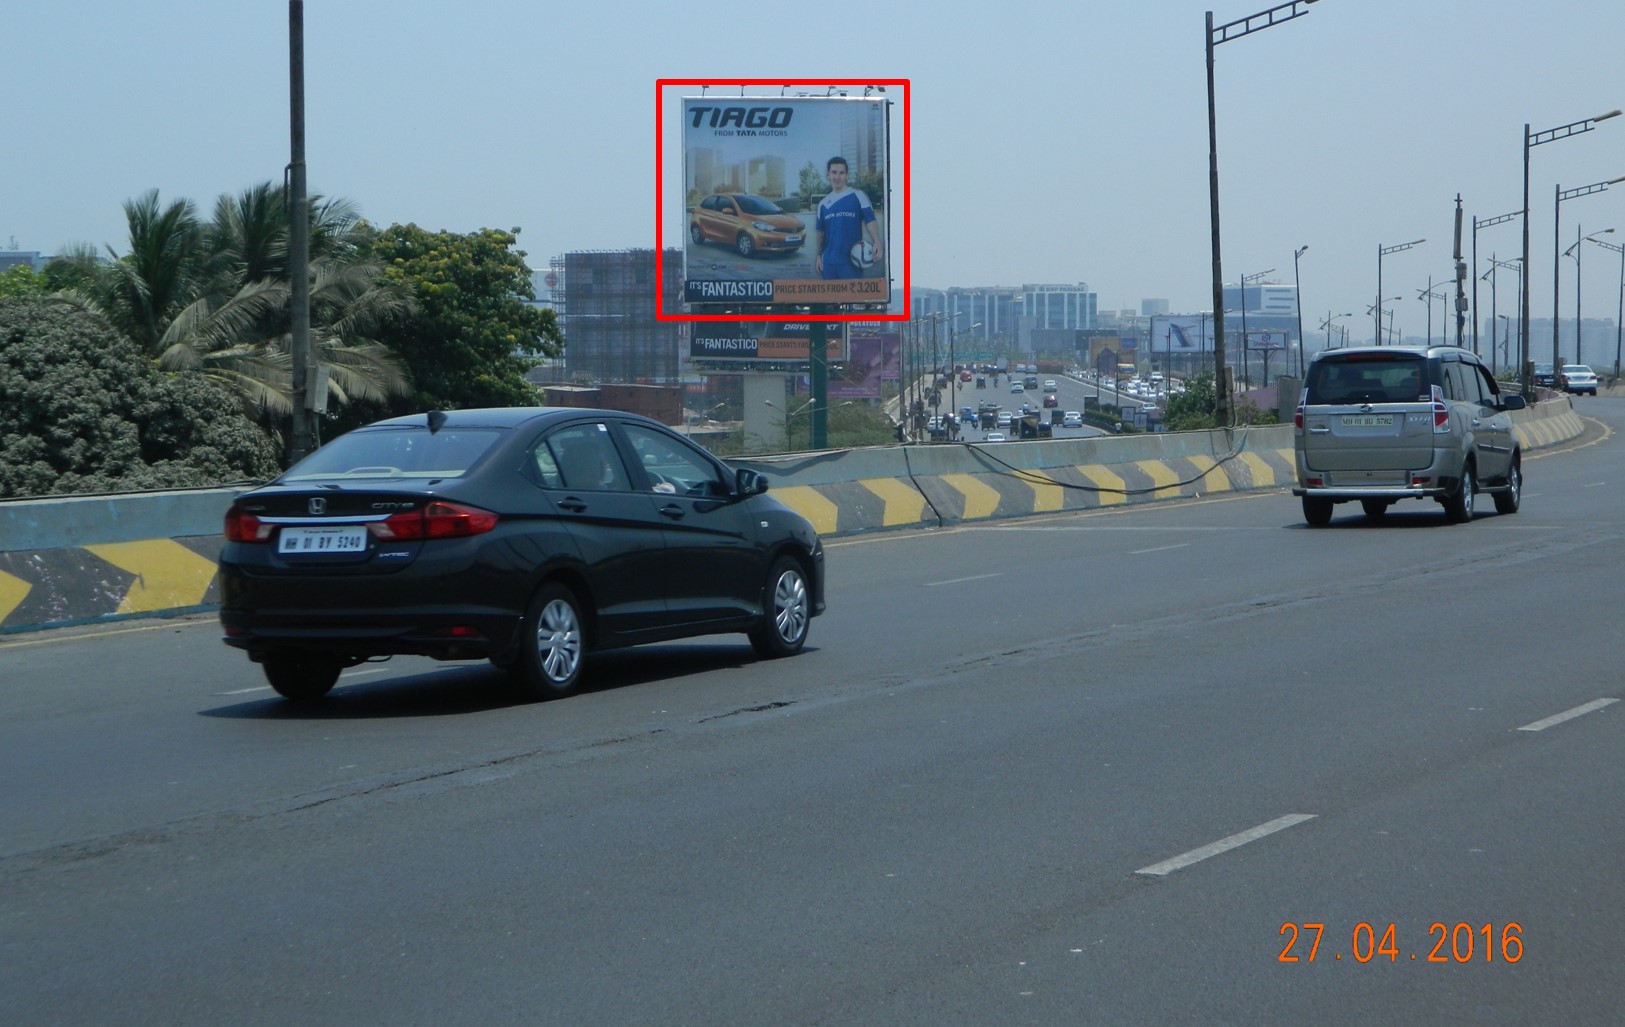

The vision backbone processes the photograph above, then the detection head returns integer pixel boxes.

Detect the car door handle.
[658,504,686,520]
[557,497,588,512]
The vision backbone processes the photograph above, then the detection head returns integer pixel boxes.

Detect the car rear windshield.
[282,427,504,481]
[1305,356,1429,404]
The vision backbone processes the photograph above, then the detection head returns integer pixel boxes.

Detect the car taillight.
[369,501,499,540]
[224,508,274,543]
[1430,385,1450,432]
[1294,404,1305,430]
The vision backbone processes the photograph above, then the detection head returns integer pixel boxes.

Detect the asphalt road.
[3,399,1621,1026]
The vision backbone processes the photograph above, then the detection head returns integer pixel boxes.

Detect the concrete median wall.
[0,401,1585,635]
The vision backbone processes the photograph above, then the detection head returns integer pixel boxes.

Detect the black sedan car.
[220,408,824,701]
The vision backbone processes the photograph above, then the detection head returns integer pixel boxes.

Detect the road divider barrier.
[0,401,1586,634]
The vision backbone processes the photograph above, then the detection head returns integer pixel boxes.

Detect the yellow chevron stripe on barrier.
[0,570,31,624]
[83,540,218,614]
[1077,465,1128,505]
[1134,460,1183,501]
[1023,469,1066,514]
[940,473,1003,520]
[859,477,928,527]
[1238,451,1278,488]
[1183,455,1233,494]
[771,485,841,536]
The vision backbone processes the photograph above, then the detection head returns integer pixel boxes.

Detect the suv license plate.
[278,526,369,554]
[1341,414,1394,428]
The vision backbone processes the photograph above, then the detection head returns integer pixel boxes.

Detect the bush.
[0,297,281,497]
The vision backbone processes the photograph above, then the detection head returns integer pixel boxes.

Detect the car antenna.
[427,410,447,434]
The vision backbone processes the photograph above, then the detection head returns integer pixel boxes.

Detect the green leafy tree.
[0,298,281,497]
[852,167,886,209]
[1161,370,1217,431]
[340,225,563,430]
[0,264,46,298]
[797,161,825,211]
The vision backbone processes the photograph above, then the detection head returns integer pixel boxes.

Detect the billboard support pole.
[809,316,828,448]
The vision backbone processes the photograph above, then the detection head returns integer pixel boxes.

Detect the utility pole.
[287,1,314,463]
[1453,194,1467,348]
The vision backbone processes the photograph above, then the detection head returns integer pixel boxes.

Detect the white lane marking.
[1517,698,1618,732]
[341,667,390,678]
[1584,482,1607,488]
[923,573,1002,587]
[216,685,272,695]
[1136,814,1317,877]
[1127,543,1190,555]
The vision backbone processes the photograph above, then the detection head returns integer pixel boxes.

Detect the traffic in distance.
[916,363,1184,442]
[219,407,825,701]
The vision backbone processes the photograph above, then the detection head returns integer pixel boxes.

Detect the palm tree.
[51,184,414,420]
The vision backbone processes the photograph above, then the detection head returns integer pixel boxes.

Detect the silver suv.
[1293,345,1526,525]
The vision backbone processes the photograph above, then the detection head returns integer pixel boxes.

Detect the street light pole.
[1522,110,1622,397]
[1553,179,1624,377]
[1377,239,1424,344]
[1206,0,1320,426]
[1470,209,1519,357]
[1565,228,1616,368]
[1585,235,1625,380]
[1417,276,1450,346]
[1292,245,1308,377]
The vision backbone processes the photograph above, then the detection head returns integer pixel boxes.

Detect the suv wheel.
[1493,457,1522,515]
[1360,499,1389,519]
[262,653,343,701]
[1302,496,1334,527]
[1443,464,1476,523]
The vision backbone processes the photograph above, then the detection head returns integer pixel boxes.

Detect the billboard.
[659,82,906,321]
[828,330,901,399]
[1150,316,1213,353]
[689,322,845,363]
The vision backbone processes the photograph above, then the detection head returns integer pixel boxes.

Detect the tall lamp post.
[1417,276,1451,346]
[1553,179,1624,375]
[1377,239,1424,344]
[1521,110,1622,396]
[1238,267,1274,387]
[1365,297,1401,344]
[1206,0,1322,426]
[1292,245,1308,377]
[1319,311,1352,351]
[764,398,817,452]
[1471,209,1520,356]
[1497,314,1512,371]
[1584,235,1625,380]
[1483,257,1523,376]
[1563,227,1615,369]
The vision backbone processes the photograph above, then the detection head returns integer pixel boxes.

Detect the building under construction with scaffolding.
[543,248,685,385]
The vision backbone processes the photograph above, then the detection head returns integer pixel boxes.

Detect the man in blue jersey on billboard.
[814,156,883,279]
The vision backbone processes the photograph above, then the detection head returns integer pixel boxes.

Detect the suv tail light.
[369,501,499,540]
[224,508,274,543]
[1430,385,1450,433]
[1294,403,1305,431]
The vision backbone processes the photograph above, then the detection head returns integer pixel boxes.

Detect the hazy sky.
[8,0,1625,346]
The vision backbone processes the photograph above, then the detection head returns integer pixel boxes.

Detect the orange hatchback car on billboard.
[689,193,808,258]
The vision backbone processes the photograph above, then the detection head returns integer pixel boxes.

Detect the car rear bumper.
[1293,485,1447,500]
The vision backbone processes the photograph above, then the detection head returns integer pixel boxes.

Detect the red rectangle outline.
[655,78,910,323]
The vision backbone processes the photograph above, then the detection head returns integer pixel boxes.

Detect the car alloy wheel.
[735,233,755,258]
[1494,458,1522,515]
[1444,464,1476,523]
[749,556,809,658]
[512,583,585,698]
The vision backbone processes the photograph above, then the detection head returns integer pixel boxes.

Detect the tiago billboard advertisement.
[657,81,906,321]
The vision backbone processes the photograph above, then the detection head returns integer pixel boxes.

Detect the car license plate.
[1340,414,1394,428]
[784,235,802,244]
[278,525,369,554]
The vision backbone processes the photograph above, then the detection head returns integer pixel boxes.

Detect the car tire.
[1302,496,1334,527]
[262,653,343,701]
[1360,499,1389,519]
[748,556,810,659]
[1443,463,1476,523]
[1494,456,1522,515]
[735,233,755,258]
[510,582,586,699]
[689,223,704,246]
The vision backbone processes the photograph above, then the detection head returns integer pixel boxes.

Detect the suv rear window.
[1305,356,1428,404]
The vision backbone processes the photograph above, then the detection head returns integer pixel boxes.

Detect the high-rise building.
[550,249,685,385]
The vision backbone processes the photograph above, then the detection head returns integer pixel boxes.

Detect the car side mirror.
[735,468,770,496]
[1499,393,1527,411]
